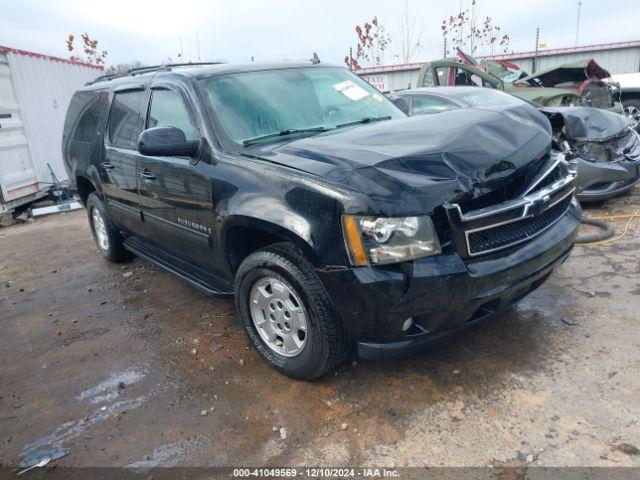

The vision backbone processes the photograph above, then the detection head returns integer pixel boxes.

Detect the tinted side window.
[387,95,410,115]
[64,90,107,144]
[108,91,143,149]
[147,89,198,140]
[412,95,460,115]
[72,92,108,142]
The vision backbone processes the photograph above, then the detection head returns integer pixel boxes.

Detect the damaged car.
[388,87,640,201]
[417,49,621,111]
[63,62,580,380]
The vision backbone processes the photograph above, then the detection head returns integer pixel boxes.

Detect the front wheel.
[234,243,350,380]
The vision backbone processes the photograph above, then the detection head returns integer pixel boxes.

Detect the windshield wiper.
[242,127,330,147]
[335,116,392,129]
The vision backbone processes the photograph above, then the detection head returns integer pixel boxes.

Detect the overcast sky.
[1,0,638,68]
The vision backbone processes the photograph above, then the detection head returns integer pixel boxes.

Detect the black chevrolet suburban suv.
[63,62,581,379]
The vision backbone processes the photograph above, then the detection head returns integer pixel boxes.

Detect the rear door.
[101,85,145,233]
[136,84,215,271]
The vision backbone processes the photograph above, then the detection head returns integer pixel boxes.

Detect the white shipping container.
[0,46,102,214]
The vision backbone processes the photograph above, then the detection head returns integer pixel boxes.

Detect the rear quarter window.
[63,90,109,145]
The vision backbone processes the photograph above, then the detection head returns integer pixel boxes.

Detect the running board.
[123,236,233,297]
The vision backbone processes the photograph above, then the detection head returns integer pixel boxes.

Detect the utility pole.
[349,47,353,71]
[575,0,582,47]
[533,27,540,73]
[443,37,447,57]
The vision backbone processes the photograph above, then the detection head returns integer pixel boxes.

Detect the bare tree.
[441,0,509,56]
[344,16,392,70]
[66,33,108,65]
[394,1,423,64]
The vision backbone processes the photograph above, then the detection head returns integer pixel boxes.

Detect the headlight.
[576,141,607,162]
[342,215,442,266]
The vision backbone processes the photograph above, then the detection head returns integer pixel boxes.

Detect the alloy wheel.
[249,277,307,357]
[91,207,110,253]
[624,105,640,129]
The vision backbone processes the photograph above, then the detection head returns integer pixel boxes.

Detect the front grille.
[444,155,577,259]
[467,195,572,255]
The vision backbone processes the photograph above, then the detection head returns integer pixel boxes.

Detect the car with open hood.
[417,49,621,111]
[63,62,580,379]
[387,86,640,202]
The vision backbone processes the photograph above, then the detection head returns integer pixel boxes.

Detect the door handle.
[101,162,116,170]
[138,171,157,184]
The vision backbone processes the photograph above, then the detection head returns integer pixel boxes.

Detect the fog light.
[402,317,414,332]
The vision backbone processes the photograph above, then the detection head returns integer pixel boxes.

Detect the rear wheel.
[234,243,350,380]
[86,193,130,263]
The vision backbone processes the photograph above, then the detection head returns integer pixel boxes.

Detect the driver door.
[136,86,214,270]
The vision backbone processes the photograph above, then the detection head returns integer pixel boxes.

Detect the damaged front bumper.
[317,203,581,360]
[573,128,640,201]
[576,156,640,201]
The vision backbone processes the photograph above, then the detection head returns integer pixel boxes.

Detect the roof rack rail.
[88,62,225,85]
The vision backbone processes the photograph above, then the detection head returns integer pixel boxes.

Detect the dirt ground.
[1,191,639,470]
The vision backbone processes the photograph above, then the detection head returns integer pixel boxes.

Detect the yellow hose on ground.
[576,210,640,247]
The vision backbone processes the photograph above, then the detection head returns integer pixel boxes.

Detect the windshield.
[199,67,404,146]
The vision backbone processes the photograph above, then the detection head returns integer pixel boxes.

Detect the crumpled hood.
[247,104,552,214]
[540,106,631,141]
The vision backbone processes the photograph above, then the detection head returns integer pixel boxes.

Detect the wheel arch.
[222,216,320,274]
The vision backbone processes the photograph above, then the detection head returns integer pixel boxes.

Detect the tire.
[86,192,130,263]
[234,243,351,380]
[622,99,640,130]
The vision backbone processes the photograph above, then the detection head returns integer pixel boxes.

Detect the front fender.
[221,214,317,264]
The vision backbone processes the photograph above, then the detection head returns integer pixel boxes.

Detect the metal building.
[0,46,102,214]
[481,40,640,76]
[357,40,640,92]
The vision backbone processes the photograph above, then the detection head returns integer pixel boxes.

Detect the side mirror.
[138,127,200,157]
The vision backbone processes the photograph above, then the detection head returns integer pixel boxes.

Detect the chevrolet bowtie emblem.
[526,195,551,216]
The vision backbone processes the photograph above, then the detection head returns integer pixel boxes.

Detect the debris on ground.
[612,443,639,456]
[561,316,578,326]
[239,359,245,366]
[122,271,133,279]
[17,457,50,476]
[200,409,208,417]
[190,348,197,356]
[210,344,224,353]
[117,381,126,390]
[19,447,70,469]
[279,428,287,440]
[341,423,348,431]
